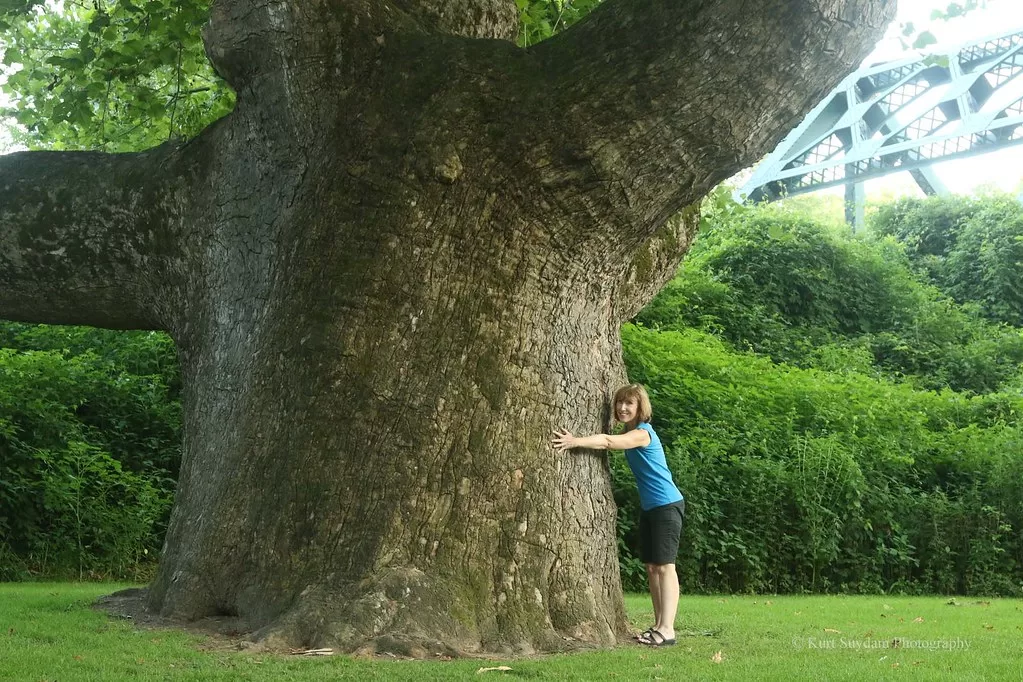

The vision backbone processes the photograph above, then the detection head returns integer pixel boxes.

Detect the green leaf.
[87,12,110,33]
[122,38,145,56]
[912,31,938,50]
[158,45,177,64]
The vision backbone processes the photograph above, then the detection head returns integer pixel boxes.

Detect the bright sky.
[874,0,1018,62]
[2,1,1023,198]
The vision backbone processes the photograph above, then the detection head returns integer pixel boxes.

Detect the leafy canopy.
[1,0,229,151]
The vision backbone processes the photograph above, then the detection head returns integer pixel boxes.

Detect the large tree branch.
[528,0,894,242]
[391,0,519,40]
[202,0,314,90]
[200,0,414,131]
[613,204,701,322]
[0,146,192,329]
[203,0,515,98]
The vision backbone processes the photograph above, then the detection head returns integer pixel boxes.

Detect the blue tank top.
[624,422,683,511]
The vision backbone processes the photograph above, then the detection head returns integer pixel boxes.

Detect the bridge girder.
[738,27,1023,223]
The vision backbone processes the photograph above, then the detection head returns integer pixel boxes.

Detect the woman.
[551,383,684,647]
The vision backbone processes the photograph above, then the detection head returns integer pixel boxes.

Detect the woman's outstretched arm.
[551,428,650,453]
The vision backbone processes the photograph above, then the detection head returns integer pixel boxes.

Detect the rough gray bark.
[0,0,893,655]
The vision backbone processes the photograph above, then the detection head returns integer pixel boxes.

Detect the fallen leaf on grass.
[289,648,335,656]
[73,655,83,661]
[477,666,513,674]
[913,617,924,623]
[711,651,724,663]
[983,624,995,631]
[824,629,841,634]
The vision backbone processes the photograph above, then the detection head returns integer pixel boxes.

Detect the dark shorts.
[639,499,685,565]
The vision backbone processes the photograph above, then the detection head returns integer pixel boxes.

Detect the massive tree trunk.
[0,0,892,655]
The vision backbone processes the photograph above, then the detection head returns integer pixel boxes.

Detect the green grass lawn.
[2,583,1021,681]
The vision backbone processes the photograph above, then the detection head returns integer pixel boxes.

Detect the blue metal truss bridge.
[738,26,1023,227]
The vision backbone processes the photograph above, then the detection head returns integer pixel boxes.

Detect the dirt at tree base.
[92,587,612,660]
[94,588,257,647]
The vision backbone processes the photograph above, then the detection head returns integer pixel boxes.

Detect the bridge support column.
[844,177,865,231]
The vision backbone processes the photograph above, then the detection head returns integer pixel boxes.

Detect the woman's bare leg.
[651,563,678,639]
[646,563,661,629]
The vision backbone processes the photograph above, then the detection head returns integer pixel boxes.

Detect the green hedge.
[638,203,1023,395]
[870,194,1023,328]
[0,325,179,580]
[616,323,1023,596]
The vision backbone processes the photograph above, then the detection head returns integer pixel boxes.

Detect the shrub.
[0,326,179,580]
[617,323,1023,596]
